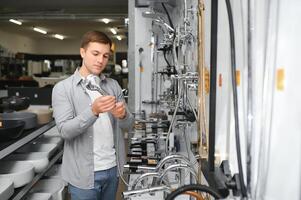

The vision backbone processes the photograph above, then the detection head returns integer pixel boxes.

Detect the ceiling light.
[110,28,117,35]
[54,34,64,40]
[9,19,22,25]
[102,18,110,24]
[33,27,47,34]
[116,36,122,41]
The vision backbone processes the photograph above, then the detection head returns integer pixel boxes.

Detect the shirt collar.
[74,67,107,85]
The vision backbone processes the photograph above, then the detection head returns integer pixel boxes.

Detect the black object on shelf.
[201,159,244,198]
[0,120,25,142]
[0,96,30,113]
[0,112,37,130]
[0,120,55,159]
[0,80,38,89]
[8,87,53,105]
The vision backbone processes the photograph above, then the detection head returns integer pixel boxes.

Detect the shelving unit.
[10,150,63,200]
[0,120,56,159]
[0,120,64,200]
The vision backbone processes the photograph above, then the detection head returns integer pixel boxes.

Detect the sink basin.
[30,179,66,200]
[25,192,53,200]
[0,178,14,200]
[0,161,34,188]
[16,143,57,159]
[3,152,49,173]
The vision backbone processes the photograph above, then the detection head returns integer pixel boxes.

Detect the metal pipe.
[138,47,144,113]
[173,33,179,71]
[123,186,171,199]
[247,0,255,195]
[165,83,183,154]
[159,163,198,184]
[130,172,161,189]
[130,172,170,190]
[129,155,195,189]
[154,19,175,32]
[124,164,156,171]
[156,154,193,171]
[184,0,188,34]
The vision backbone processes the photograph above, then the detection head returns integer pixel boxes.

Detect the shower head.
[83,74,109,96]
[142,9,174,32]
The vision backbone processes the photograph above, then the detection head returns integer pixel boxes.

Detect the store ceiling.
[0,0,128,41]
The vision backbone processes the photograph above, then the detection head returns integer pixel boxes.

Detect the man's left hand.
[110,102,126,119]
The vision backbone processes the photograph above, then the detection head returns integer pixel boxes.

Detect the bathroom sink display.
[0,161,34,188]
[30,179,66,200]
[3,152,49,173]
[0,178,14,200]
[25,192,52,200]
[16,143,57,159]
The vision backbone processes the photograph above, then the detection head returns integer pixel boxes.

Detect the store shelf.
[10,150,63,200]
[0,120,56,159]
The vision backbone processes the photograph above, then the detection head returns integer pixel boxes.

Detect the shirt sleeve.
[52,81,98,140]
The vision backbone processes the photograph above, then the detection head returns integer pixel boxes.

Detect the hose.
[183,191,205,200]
[116,120,129,187]
[161,3,174,29]
[225,0,247,197]
[165,184,222,200]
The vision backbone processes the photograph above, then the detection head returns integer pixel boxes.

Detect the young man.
[52,31,134,200]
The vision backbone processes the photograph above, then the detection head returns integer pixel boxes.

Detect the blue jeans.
[68,166,119,200]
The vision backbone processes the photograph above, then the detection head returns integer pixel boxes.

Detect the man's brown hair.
[80,30,112,49]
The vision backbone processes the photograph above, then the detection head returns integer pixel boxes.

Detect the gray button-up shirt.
[52,69,134,189]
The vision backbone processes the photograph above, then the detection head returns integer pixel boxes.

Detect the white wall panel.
[0,30,37,54]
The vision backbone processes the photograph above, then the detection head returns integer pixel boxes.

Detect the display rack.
[10,150,63,200]
[0,120,56,159]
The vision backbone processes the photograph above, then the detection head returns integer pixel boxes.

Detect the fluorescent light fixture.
[110,28,117,35]
[9,19,22,25]
[116,36,122,41]
[33,27,47,34]
[102,18,110,24]
[54,34,64,40]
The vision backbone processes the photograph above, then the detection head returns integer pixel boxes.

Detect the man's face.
[80,42,111,76]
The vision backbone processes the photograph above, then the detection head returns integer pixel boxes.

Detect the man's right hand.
[91,95,116,116]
